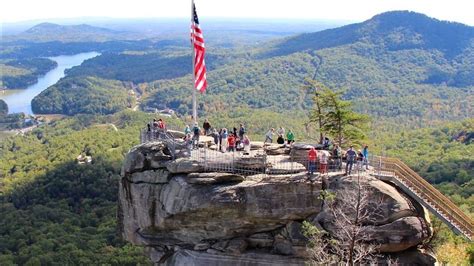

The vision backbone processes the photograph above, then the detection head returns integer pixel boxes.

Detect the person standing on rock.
[345,146,357,175]
[242,135,251,155]
[192,123,200,149]
[203,119,211,135]
[212,128,219,146]
[363,145,369,170]
[319,150,328,174]
[286,129,295,145]
[228,133,236,152]
[264,128,274,143]
[184,125,191,135]
[357,149,365,171]
[308,147,318,176]
[220,128,228,152]
[238,124,246,139]
[277,127,285,144]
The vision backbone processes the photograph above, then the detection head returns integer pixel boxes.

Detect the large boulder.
[119,142,434,265]
[316,175,432,253]
[120,172,323,245]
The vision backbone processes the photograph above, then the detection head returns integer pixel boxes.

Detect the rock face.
[119,141,434,265]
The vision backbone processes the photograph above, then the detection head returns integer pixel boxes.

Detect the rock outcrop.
[119,140,434,265]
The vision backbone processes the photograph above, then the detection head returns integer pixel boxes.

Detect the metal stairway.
[370,156,473,241]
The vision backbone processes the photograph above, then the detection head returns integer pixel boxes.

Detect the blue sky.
[1,0,473,25]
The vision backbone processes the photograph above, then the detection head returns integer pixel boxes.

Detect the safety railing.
[187,147,356,177]
[370,155,473,240]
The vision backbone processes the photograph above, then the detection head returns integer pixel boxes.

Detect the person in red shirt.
[158,118,166,130]
[228,134,236,152]
[308,147,317,175]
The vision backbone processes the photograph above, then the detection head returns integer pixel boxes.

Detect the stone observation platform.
[117,132,457,265]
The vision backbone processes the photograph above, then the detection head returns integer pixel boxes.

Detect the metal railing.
[369,155,473,241]
[187,147,356,177]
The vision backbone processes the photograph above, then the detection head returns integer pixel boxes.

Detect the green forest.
[0,58,57,89]
[0,111,472,264]
[31,76,134,115]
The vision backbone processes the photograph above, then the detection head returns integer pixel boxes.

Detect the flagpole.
[191,0,197,125]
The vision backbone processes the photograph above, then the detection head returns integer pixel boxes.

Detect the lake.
[0,52,100,114]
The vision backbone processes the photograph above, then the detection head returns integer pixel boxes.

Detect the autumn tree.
[303,175,383,265]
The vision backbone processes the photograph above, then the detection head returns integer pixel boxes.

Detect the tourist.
[264,128,274,143]
[185,133,193,153]
[192,123,200,149]
[152,119,159,128]
[184,125,191,135]
[228,133,236,152]
[357,149,364,171]
[319,151,328,174]
[345,146,357,175]
[323,136,331,150]
[308,147,318,176]
[277,127,285,139]
[286,129,295,145]
[203,119,211,135]
[218,128,223,151]
[332,144,342,170]
[147,123,151,132]
[277,127,285,144]
[238,124,246,139]
[220,128,228,152]
[242,135,251,155]
[158,118,166,130]
[212,128,219,146]
[363,145,369,170]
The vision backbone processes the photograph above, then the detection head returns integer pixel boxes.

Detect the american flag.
[191,1,207,93]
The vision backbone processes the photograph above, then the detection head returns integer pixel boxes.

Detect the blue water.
[0,52,100,114]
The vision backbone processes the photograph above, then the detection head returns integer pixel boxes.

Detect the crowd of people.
[146,118,370,176]
[307,143,369,176]
[264,127,295,145]
[183,120,252,155]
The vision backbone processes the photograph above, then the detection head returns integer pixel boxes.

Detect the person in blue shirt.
[363,145,369,170]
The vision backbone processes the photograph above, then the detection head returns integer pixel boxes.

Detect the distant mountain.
[5,23,138,42]
[266,11,474,57]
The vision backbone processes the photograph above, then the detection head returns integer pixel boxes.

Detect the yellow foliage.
[436,242,469,265]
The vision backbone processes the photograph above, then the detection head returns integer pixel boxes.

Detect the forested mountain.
[31,76,134,115]
[265,11,474,57]
[26,11,474,128]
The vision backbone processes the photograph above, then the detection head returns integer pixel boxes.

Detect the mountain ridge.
[265,11,474,57]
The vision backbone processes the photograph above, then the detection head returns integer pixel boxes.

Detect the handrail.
[371,155,473,240]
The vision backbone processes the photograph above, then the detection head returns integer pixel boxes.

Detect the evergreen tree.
[307,80,369,146]
[305,78,333,143]
[323,89,370,146]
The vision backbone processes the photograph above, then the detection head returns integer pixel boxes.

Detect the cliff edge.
[118,140,436,265]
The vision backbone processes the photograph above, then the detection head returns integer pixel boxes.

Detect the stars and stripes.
[191,1,207,93]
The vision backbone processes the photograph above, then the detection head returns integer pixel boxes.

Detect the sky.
[1,0,473,25]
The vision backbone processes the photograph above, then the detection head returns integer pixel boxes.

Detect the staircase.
[370,156,473,241]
